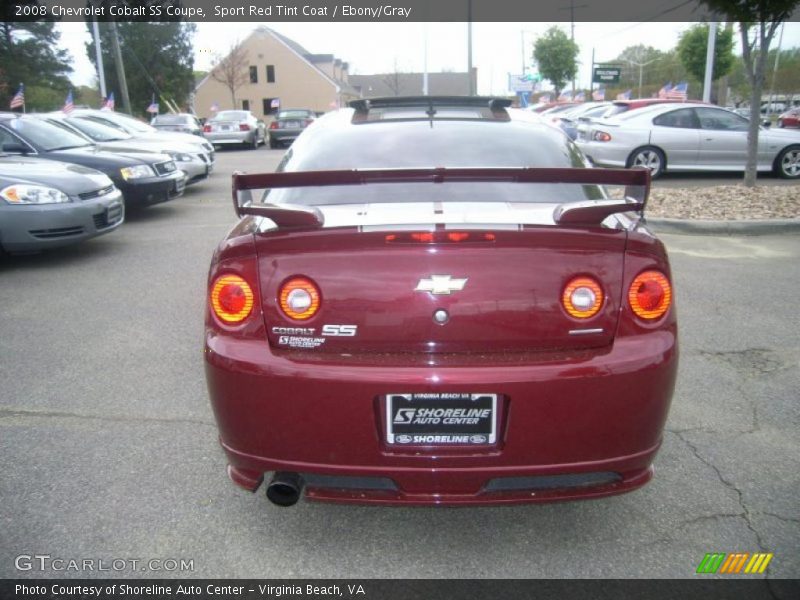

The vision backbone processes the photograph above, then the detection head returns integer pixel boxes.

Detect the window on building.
[249,66,258,84]
[263,98,279,115]
[242,99,250,111]
[266,65,276,83]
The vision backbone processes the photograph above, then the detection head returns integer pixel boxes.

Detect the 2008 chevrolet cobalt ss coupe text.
[204,97,678,507]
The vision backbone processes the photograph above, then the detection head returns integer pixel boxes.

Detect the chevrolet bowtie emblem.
[415,275,468,295]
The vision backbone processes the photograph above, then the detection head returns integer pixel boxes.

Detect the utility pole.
[702,21,717,103]
[467,0,474,95]
[716,22,733,106]
[109,20,131,113]
[559,0,588,94]
[91,19,107,99]
[768,22,785,114]
[423,24,429,95]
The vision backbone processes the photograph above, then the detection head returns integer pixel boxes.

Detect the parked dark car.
[268,109,316,148]
[205,96,678,507]
[0,114,185,208]
[0,154,123,253]
[151,113,203,136]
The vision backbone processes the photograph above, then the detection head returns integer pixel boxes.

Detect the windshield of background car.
[4,118,92,151]
[87,113,154,134]
[66,117,132,142]
[277,110,312,119]
[212,111,249,121]
[153,115,191,125]
[263,116,603,206]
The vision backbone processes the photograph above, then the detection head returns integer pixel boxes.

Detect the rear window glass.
[213,111,249,121]
[277,110,313,119]
[262,119,606,206]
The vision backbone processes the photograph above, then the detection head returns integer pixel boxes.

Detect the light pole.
[626,58,658,99]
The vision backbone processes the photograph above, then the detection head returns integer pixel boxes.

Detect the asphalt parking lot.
[1,147,798,581]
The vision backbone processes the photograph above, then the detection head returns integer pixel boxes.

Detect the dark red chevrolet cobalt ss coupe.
[205,97,678,507]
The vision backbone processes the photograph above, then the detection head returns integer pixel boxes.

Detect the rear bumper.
[574,141,628,168]
[206,329,678,506]
[204,131,254,145]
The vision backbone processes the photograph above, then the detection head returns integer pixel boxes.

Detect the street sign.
[509,74,534,92]
[593,67,621,84]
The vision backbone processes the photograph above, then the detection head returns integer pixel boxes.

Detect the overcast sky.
[58,21,800,96]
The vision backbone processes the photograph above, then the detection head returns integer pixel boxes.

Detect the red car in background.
[204,97,678,507]
[777,107,800,128]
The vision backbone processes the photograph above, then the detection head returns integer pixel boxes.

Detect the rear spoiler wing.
[231,167,650,229]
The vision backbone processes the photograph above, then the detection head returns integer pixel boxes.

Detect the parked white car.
[575,102,800,179]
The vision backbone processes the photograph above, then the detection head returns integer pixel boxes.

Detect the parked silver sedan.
[575,102,800,179]
[202,110,266,149]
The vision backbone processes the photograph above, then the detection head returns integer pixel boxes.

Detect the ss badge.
[321,324,358,337]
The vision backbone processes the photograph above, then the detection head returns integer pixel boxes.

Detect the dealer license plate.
[386,393,497,445]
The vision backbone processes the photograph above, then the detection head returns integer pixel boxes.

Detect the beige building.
[194,27,359,120]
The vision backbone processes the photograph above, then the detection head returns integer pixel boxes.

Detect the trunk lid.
[255,227,625,354]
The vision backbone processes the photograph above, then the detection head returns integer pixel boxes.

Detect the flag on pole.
[592,88,605,101]
[210,102,219,113]
[574,91,586,102]
[9,84,24,110]
[616,89,632,101]
[658,82,672,99]
[63,90,75,115]
[666,81,688,101]
[146,94,159,114]
[539,94,551,104]
[101,92,115,111]
[558,90,572,102]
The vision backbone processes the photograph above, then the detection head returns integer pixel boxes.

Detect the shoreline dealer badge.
[386,393,497,445]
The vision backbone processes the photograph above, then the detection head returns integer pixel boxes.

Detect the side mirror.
[2,142,28,154]
[762,119,772,128]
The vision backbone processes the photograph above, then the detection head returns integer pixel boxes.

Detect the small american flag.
[658,82,672,99]
[592,88,605,101]
[63,90,75,115]
[616,89,632,101]
[9,84,24,109]
[558,90,572,102]
[146,101,159,114]
[210,102,219,112]
[666,82,688,101]
[574,91,586,102]
[539,94,551,104]
[101,92,115,111]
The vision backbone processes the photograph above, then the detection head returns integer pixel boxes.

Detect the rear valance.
[231,167,650,229]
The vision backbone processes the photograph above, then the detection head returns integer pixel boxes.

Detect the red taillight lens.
[203,124,211,132]
[239,123,250,131]
[629,271,672,320]
[210,275,254,324]
[593,131,612,142]
[384,232,496,244]
[279,277,320,320]
[562,276,604,318]
[269,121,279,129]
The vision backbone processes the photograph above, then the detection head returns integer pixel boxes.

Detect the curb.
[644,217,800,236]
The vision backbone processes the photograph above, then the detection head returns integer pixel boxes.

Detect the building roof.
[349,71,475,98]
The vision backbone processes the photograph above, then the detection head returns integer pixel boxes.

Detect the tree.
[677,24,735,87]
[210,40,249,108]
[86,21,196,117]
[0,21,72,110]
[532,27,579,98]
[701,0,800,186]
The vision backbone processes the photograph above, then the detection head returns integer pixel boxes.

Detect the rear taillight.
[562,276,604,318]
[210,275,254,324]
[593,131,612,142]
[203,124,211,132]
[279,277,321,320]
[239,123,250,131]
[269,121,279,129]
[628,271,672,320]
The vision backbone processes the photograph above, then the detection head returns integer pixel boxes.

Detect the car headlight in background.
[169,152,194,162]
[0,184,70,204]
[120,165,155,180]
